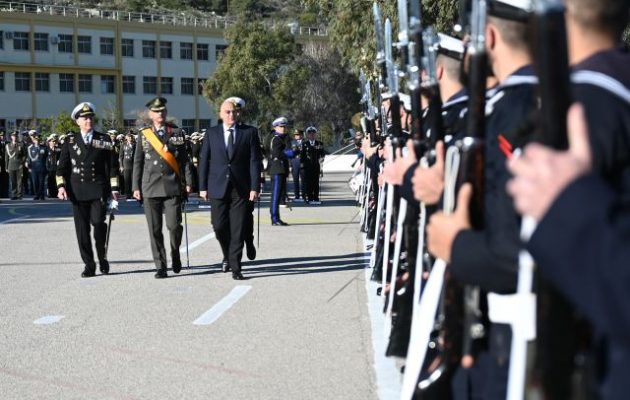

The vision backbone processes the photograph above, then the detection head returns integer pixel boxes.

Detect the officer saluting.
[57,102,119,277]
[132,97,192,279]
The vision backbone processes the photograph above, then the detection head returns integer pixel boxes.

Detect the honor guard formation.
[0,0,629,399]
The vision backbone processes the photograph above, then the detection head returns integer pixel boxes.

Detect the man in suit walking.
[198,97,262,280]
[56,102,119,277]
[133,97,192,279]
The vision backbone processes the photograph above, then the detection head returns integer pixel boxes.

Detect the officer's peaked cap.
[28,129,39,137]
[272,117,288,127]
[72,102,96,120]
[146,97,167,111]
[226,96,246,109]
[488,0,532,22]
[306,126,318,134]
[437,33,465,59]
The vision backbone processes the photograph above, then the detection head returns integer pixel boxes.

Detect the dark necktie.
[226,128,234,159]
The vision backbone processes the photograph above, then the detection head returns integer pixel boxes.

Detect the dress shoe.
[221,259,230,273]
[245,240,256,260]
[272,220,289,226]
[99,260,110,274]
[232,272,245,280]
[81,268,95,278]
[172,259,182,274]
[155,270,168,279]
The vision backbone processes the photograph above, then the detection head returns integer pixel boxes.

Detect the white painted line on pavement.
[363,234,402,400]
[193,285,252,326]
[0,215,31,226]
[180,231,215,253]
[33,315,64,325]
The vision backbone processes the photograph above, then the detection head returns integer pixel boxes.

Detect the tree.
[203,18,304,128]
[53,111,79,135]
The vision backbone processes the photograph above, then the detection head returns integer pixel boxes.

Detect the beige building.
[0,2,326,134]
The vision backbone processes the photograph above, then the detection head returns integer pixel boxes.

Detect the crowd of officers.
[0,121,324,206]
[357,0,629,399]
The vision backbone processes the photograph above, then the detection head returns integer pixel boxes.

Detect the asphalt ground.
[0,172,379,400]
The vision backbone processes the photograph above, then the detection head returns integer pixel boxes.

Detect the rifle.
[491,1,572,399]
[400,1,489,398]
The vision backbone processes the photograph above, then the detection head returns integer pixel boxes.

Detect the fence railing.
[0,1,328,36]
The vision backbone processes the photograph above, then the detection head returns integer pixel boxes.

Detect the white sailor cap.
[272,117,288,127]
[107,129,118,135]
[226,96,246,109]
[437,33,465,59]
[71,102,96,120]
[488,0,532,22]
[305,126,318,134]
[28,129,39,136]
[398,93,412,111]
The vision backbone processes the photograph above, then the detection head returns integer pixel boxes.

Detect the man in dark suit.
[132,97,192,279]
[198,97,262,280]
[56,102,119,277]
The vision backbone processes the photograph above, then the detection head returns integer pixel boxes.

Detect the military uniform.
[56,102,119,277]
[289,130,305,200]
[5,133,26,199]
[0,136,7,198]
[27,136,48,200]
[46,139,61,198]
[301,128,325,204]
[268,117,291,225]
[119,139,135,197]
[132,97,192,278]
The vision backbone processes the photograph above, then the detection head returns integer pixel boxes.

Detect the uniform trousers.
[8,168,23,198]
[304,164,320,202]
[47,170,58,197]
[270,173,286,223]
[72,199,107,271]
[122,166,133,197]
[210,184,247,273]
[290,158,304,199]
[143,196,183,271]
[31,167,46,199]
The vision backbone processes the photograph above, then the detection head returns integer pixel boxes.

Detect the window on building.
[121,38,134,57]
[0,32,3,50]
[160,77,173,95]
[34,33,48,51]
[78,74,92,93]
[199,119,211,130]
[77,35,91,54]
[197,78,207,94]
[180,42,193,60]
[100,37,114,55]
[180,78,194,95]
[123,119,136,128]
[101,75,115,94]
[58,34,73,53]
[196,43,209,61]
[143,76,157,94]
[142,40,156,58]
[215,44,228,60]
[13,32,29,51]
[59,73,74,92]
[122,76,135,94]
[181,119,195,133]
[35,73,50,92]
[160,41,172,59]
[0,72,4,91]
[15,72,31,91]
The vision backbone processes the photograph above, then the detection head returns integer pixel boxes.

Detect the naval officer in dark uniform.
[268,117,291,226]
[56,102,119,277]
[26,130,48,200]
[132,97,192,279]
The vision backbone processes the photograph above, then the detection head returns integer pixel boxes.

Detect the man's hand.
[133,190,142,201]
[58,187,68,201]
[426,183,473,263]
[412,141,445,205]
[507,104,592,222]
[249,191,258,201]
[111,191,119,201]
[186,185,192,194]
[382,141,417,185]
[200,190,208,201]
